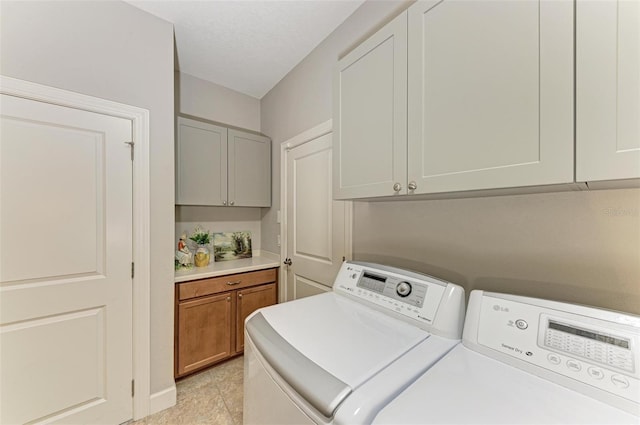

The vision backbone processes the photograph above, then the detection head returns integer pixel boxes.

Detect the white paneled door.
[285,131,349,301]
[0,94,133,424]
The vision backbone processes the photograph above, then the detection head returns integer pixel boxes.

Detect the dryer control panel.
[332,261,461,331]
[471,292,640,408]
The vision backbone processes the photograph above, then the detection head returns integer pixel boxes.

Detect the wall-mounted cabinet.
[332,11,407,199]
[576,0,640,185]
[334,0,639,200]
[176,116,271,207]
[406,0,573,195]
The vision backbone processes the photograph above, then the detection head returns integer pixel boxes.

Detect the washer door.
[247,293,430,417]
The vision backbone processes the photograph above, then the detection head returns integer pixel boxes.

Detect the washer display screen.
[358,272,387,293]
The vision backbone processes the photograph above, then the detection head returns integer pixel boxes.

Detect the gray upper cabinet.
[176,117,227,206]
[176,116,271,207]
[333,11,408,199]
[228,129,271,207]
[407,0,574,194]
[576,0,640,186]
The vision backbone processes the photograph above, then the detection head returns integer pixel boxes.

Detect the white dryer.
[374,290,640,424]
[243,261,466,425]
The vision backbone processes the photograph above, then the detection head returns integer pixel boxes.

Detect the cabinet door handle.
[238,293,243,299]
[222,200,227,206]
[393,182,402,192]
[226,296,231,301]
[408,181,417,191]
[229,201,235,206]
[226,280,242,286]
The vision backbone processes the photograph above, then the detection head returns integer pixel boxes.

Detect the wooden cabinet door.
[228,129,271,207]
[176,116,228,205]
[407,0,574,194]
[235,283,277,353]
[333,11,408,199]
[576,0,640,184]
[177,292,232,376]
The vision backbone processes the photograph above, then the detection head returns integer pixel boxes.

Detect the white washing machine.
[243,261,466,425]
[374,290,640,424]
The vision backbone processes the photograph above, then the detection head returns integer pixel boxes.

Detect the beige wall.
[1,0,175,394]
[354,189,640,315]
[261,1,640,315]
[260,0,412,254]
[175,72,264,250]
[175,206,262,253]
[176,71,260,132]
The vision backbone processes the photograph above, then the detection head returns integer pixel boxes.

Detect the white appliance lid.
[373,344,639,424]
[258,292,430,389]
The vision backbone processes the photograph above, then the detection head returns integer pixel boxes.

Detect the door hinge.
[131,379,135,397]
[131,262,135,279]
[125,141,134,161]
[342,256,346,262]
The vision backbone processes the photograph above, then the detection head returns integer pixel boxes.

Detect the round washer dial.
[396,281,412,297]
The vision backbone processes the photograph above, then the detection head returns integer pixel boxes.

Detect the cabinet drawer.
[178,268,277,301]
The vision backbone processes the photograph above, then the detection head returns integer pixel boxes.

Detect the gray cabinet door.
[407,0,574,194]
[176,116,227,205]
[576,0,640,184]
[228,129,271,207]
[333,11,408,199]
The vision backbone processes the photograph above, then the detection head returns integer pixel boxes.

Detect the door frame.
[279,119,353,303]
[0,76,152,420]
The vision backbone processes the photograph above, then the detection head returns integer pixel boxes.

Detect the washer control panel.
[474,293,640,405]
[333,262,450,326]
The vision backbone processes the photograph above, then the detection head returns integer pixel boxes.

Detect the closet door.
[576,0,640,184]
[333,11,408,199]
[176,116,227,205]
[407,0,574,194]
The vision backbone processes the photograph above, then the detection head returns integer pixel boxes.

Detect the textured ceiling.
[127,0,365,99]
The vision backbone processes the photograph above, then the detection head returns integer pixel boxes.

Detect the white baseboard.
[149,384,177,415]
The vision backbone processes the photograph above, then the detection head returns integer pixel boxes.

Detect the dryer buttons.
[587,367,604,380]
[611,374,630,389]
[515,319,528,330]
[547,353,561,365]
[566,359,582,372]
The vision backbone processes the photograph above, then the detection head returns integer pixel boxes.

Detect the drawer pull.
[227,280,242,286]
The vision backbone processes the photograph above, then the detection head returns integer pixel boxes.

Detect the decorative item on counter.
[213,231,252,262]
[175,233,194,270]
[190,225,212,267]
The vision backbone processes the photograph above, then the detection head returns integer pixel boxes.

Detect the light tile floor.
[134,356,244,425]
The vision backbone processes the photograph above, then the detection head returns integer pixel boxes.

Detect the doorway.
[0,76,151,422]
[280,120,352,301]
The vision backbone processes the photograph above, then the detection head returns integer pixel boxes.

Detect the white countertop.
[175,251,281,283]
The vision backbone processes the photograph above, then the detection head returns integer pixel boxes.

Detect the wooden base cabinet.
[177,293,232,376]
[175,268,277,378]
[236,283,277,352]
